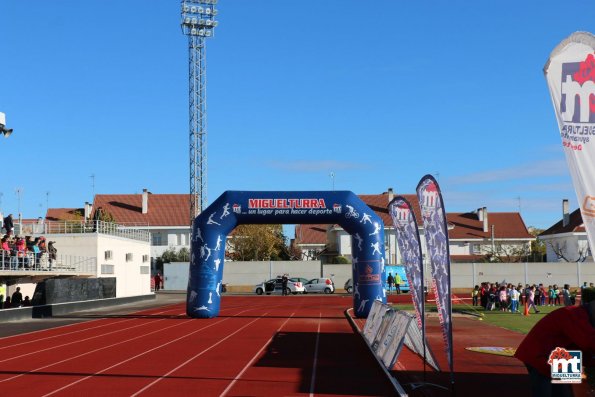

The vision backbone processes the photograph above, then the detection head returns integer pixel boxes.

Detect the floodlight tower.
[181,0,219,222]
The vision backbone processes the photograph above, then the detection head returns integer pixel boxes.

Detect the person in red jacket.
[514,288,595,395]
[154,273,163,292]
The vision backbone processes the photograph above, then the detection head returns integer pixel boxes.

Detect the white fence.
[0,252,96,275]
[15,220,150,242]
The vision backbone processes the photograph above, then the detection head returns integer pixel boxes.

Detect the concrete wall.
[164,260,595,292]
[163,261,362,292]
[451,261,595,289]
[0,294,155,322]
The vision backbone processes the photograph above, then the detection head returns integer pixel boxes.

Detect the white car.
[344,279,353,294]
[254,277,305,295]
[303,278,335,294]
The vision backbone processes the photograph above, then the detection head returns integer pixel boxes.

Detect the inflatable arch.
[187,191,387,318]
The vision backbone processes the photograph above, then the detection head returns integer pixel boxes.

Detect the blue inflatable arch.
[187,191,387,318]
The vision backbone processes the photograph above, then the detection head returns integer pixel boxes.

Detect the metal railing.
[0,251,96,274]
[16,220,150,242]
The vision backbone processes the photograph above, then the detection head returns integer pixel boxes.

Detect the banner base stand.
[406,382,449,391]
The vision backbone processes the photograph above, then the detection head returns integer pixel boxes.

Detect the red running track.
[0,296,397,397]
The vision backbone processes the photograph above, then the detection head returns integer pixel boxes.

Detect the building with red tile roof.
[294,190,534,263]
[46,190,192,260]
[538,199,591,262]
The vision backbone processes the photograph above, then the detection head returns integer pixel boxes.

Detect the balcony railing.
[0,251,96,274]
[17,220,150,242]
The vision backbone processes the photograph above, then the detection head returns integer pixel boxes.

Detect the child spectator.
[539,284,547,306]
[499,286,508,311]
[471,285,479,306]
[561,284,572,306]
[553,285,561,305]
[548,285,554,306]
[510,286,520,313]
[527,286,540,314]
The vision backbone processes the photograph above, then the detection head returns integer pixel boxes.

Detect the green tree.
[528,226,546,262]
[227,224,286,261]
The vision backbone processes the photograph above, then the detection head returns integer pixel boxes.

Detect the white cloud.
[446,159,569,185]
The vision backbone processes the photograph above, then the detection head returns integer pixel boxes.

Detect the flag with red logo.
[545,31,595,255]
[388,196,424,330]
[416,175,453,377]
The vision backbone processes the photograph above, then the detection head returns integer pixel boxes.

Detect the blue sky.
[0,1,593,230]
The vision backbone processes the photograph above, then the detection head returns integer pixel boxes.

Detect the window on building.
[472,244,482,254]
[101,264,114,274]
[140,266,150,274]
[152,233,163,246]
[142,254,149,263]
[126,253,133,262]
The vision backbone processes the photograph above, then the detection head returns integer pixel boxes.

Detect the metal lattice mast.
[181,0,219,222]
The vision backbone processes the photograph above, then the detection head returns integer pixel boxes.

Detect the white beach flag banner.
[544,31,595,252]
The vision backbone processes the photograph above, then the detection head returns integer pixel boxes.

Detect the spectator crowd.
[0,228,57,271]
[472,281,595,313]
[0,286,32,309]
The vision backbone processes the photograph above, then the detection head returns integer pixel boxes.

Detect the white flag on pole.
[544,31,595,255]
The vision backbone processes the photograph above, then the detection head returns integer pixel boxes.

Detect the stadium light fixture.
[181,0,218,37]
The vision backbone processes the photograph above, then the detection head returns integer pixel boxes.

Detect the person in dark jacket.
[11,287,23,307]
[48,241,57,269]
[281,274,289,296]
[3,214,14,236]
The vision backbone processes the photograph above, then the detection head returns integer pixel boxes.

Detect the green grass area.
[477,305,560,334]
[391,302,564,334]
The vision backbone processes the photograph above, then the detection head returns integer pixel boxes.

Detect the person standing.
[561,284,572,306]
[0,283,5,309]
[510,286,520,313]
[471,285,480,306]
[480,283,488,308]
[387,273,394,295]
[527,286,540,314]
[3,214,14,236]
[281,274,289,296]
[394,273,402,295]
[48,241,57,270]
[154,273,162,292]
[11,287,23,307]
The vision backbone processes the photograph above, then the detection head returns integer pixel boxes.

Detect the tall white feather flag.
[544,31,595,255]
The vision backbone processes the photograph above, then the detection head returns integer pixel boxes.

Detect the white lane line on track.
[0,301,259,363]
[309,312,322,397]
[130,311,272,397]
[219,312,296,397]
[0,311,185,364]
[40,304,281,396]
[0,303,269,386]
[0,311,187,384]
[0,302,185,342]
[0,307,183,351]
